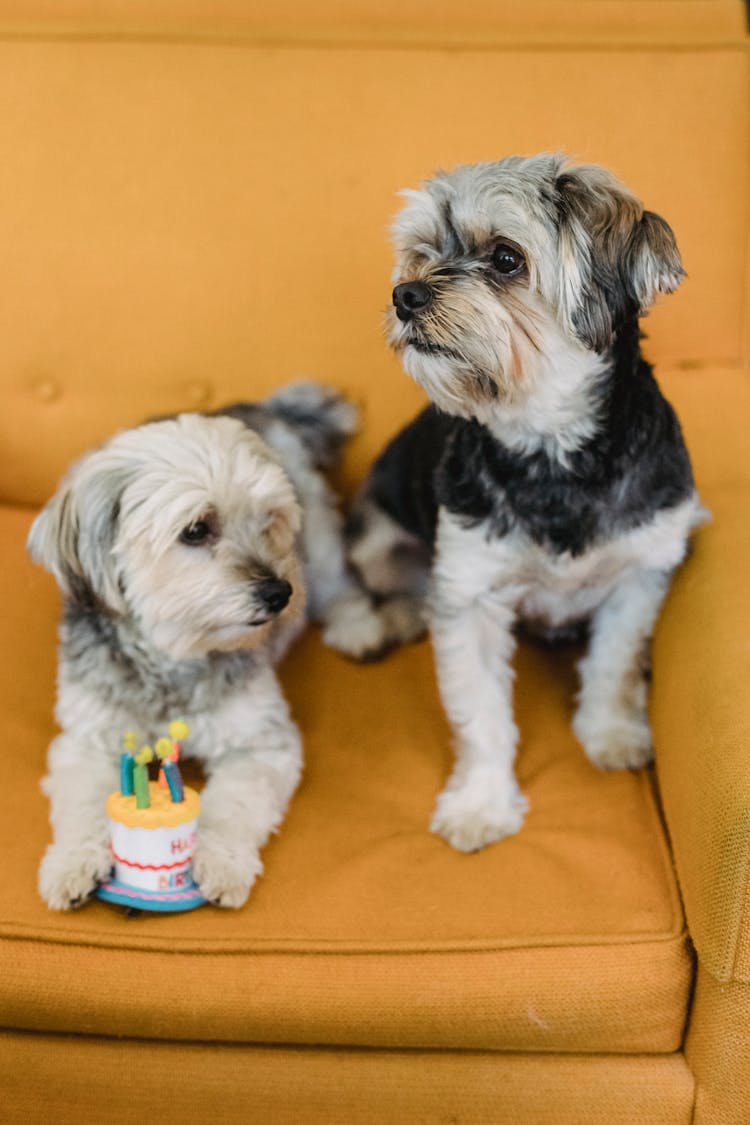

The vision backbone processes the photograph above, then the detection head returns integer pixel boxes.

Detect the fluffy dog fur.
[29,381,378,909]
[344,154,706,852]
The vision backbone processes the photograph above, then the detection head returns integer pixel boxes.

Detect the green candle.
[133,746,153,809]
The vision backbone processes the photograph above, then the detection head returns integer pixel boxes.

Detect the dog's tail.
[260,380,359,470]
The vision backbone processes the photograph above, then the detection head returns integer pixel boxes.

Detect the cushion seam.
[0,927,690,958]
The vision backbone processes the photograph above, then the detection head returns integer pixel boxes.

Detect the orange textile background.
[0,1033,695,1125]
[0,10,747,503]
[0,4,749,1122]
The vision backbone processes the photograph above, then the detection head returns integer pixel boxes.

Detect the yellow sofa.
[1,3,748,1122]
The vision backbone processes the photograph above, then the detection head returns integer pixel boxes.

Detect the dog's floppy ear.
[27,453,131,614]
[555,164,684,352]
[625,208,685,308]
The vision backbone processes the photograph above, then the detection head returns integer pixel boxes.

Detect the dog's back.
[216,380,358,472]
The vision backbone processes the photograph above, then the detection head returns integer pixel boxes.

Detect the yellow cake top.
[106,782,200,828]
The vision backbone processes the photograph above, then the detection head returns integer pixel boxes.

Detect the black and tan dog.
[343,154,705,852]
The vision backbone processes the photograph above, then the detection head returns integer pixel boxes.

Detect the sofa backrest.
[0,0,747,504]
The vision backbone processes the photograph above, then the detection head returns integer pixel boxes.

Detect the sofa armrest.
[651,485,750,984]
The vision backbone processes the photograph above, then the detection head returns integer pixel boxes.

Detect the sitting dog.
[30,381,376,908]
[344,154,706,852]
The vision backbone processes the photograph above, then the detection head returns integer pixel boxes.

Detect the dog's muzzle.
[393,281,433,323]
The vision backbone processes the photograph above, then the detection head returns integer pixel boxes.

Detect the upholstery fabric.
[686,968,750,1125]
[653,405,750,984]
[0,2,748,1120]
[0,18,747,505]
[2,501,690,1053]
[0,1032,694,1125]
[0,0,744,45]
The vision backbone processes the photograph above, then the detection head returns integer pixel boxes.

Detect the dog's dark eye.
[179,520,212,546]
[491,244,525,276]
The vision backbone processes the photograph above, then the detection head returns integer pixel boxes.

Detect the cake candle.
[162,759,185,803]
[168,719,190,754]
[155,737,173,790]
[163,720,190,803]
[134,746,154,809]
[120,731,137,796]
[119,754,135,797]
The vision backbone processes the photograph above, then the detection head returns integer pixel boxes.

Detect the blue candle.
[119,753,135,796]
[163,760,184,803]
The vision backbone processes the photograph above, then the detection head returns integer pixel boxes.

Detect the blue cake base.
[96,877,206,913]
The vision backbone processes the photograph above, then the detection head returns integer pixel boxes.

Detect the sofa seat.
[1,528,691,1051]
[7,362,748,1064]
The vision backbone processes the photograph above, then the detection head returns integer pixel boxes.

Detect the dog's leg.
[263,432,396,662]
[430,593,528,850]
[429,515,527,852]
[303,489,392,662]
[192,667,303,908]
[330,496,429,661]
[573,567,672,770]
[38,734,118,909]
[305,498,405,663]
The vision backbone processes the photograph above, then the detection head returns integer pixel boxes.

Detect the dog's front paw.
[574,709,654,771]
[193,833,263,909]
[430,771,529,852]
[38,841,113,910]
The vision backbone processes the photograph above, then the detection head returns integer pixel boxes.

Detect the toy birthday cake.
[97,721,206,912]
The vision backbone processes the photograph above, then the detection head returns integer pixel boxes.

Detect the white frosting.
[109,818,198,892]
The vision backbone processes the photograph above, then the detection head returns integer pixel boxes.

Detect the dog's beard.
[387,280,548,422]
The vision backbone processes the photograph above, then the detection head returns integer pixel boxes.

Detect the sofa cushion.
[0,1031,696,1125]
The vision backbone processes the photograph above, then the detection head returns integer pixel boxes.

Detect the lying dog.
[30,381,375,908]
[345,154,706,852]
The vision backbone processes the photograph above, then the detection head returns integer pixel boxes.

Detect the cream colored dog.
[29,381,378,909]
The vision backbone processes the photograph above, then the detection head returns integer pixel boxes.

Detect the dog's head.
[28,415,305,660]
[387,153,683,421]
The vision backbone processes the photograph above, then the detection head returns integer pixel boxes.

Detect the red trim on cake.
[111,849,191,872]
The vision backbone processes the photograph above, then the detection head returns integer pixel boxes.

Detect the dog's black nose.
[256,578,292,614]
[393,281,433,322]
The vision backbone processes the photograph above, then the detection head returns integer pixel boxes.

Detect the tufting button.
[676,359,704,371]
[184,380,212,408]
[31,375,62,403]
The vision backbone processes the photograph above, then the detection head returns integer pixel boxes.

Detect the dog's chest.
[439,496,698,627]
[511,536,646,626]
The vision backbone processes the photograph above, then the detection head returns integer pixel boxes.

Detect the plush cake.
[96,723,206,913]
